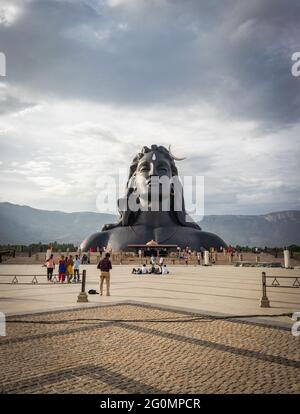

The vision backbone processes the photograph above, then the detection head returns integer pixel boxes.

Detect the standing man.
[73,255,81,282]
[97,253,112,296]
[159,255,164,273]
[150,254,156,274]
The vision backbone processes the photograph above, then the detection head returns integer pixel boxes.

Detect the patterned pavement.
[0,304,299,394]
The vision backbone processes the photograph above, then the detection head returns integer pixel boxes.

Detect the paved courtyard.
[0,304,299,394]
[0,265,299,327]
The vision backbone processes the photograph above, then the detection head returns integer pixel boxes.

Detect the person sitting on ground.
[141,264,148,274]
[132,268,138,274]
[162,264,169,275]
[132,267,143,274]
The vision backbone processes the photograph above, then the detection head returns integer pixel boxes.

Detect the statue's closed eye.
[139,163,150,172]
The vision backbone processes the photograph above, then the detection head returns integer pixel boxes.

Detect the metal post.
[260,271,270,307]
[284,249,291,269]
[77,269,88,303]
[204,250,210,266]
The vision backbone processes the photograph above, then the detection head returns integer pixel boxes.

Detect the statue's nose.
[149,162,158,177]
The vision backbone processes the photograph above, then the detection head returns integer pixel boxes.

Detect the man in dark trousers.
[97,253,112,296]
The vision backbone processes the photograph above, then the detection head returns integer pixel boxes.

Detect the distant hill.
[199,211,300,247]
[0,202,299,247]
[0,202,115,245]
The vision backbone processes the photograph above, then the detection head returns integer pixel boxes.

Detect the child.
[58,255,66,283]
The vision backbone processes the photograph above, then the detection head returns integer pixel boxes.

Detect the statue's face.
[134,151,173,207]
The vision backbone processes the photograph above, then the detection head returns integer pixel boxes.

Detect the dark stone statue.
[81,145,227,251]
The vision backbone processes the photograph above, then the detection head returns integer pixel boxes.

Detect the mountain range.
[0,202,299,247]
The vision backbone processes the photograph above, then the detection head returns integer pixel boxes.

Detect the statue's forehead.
[139,151,169,163]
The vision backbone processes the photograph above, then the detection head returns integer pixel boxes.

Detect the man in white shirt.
[73,255,81,282]
[141,264,148,274]
[150,255,156,273]
[162,265,169,275]
[159,256,164,273]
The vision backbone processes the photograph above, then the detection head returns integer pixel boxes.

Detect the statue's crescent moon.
[168,145,186,161]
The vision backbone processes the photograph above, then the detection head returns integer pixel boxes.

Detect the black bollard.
[77,269,88,303]
[260,271,270,308]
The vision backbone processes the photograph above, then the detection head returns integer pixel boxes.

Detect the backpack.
[88,289,99,295]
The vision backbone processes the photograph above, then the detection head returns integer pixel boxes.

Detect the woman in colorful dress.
[58,255,66,283]
[66,255,74,283]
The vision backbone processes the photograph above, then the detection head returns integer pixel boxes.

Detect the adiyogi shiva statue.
[80,145,227,252]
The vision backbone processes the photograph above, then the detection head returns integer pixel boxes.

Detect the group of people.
[132,263,169,275]
[45,250,113,296]
[132,255,170,275]
[45,254,81,283]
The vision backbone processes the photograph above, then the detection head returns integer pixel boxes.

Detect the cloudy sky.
[0,0,299,216]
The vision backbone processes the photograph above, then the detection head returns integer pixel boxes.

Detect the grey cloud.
[180,154,216,176]
[0,0,299,215]
[68,123,122,143]
[0,0,299,129]
[0,93,36,115]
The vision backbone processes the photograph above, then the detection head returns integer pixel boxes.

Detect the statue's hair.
[102,145,201,231]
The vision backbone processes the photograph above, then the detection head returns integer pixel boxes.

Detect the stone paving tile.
[0,304,299,394]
